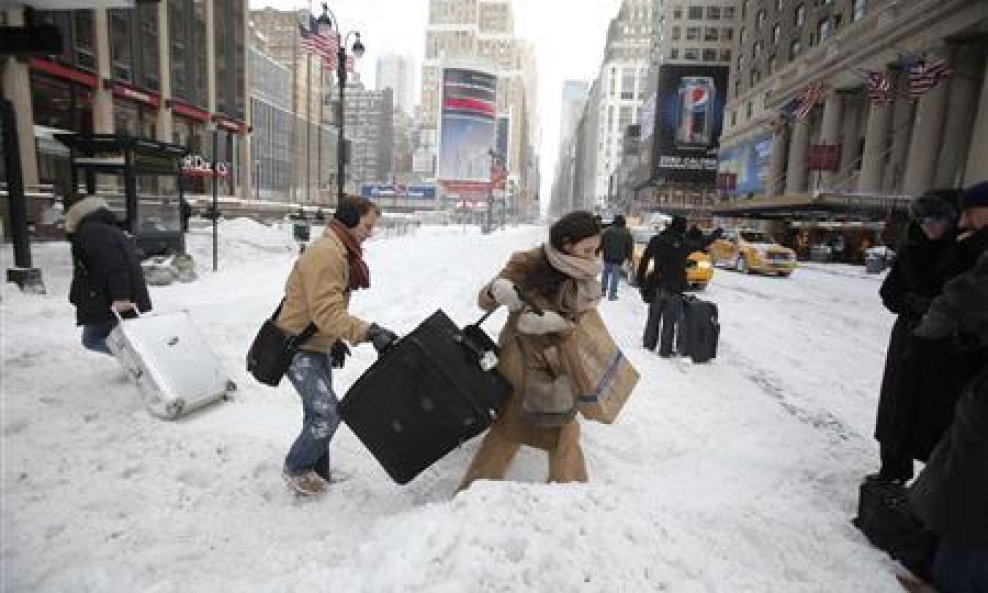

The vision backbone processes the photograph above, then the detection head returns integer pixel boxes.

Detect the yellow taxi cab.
[626,226,714,290]
[708,229,797,277]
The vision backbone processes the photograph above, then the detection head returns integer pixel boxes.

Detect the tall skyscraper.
[376,53,413,116]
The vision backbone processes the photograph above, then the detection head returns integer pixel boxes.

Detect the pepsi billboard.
[651,64,729,184]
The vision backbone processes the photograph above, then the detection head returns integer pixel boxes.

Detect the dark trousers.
[643,289,683,355]
[81,319,117,355]
[934,542,988,593]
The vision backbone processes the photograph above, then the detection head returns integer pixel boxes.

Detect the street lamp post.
[315,3,364,205]
[254,159,261,202]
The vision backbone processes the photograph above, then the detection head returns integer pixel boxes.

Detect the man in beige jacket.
[276,196,397,496]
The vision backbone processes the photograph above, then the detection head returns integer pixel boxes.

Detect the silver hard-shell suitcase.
[106,310,235,419]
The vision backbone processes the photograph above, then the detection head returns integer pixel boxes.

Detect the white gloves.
[516,311,571,335]
[489,278,523,311]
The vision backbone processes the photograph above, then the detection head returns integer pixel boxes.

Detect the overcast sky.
[249,0,624,209]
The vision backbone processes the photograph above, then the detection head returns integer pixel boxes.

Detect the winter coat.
[275,233,370,353]
[874,223,982,461]
[598,225,633,264]
[479,247,604,437]
[67,197,152,326]
[637,228,690,295]
[910,250,988,547]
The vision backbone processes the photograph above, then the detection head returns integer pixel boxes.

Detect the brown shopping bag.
[564,312,640,424]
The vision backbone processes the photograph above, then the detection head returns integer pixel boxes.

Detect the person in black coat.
[598,214,633,300]
[872,190,968,482]
[637,215,690,356]
[66,196,152,355]
[910,200,988,593]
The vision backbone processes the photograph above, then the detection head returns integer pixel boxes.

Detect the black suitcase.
[680,295,719,363]
[852,477,936,581]
[338,309,511,484]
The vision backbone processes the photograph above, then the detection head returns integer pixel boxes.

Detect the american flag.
[299,17,339,71]
[865,70,893,106]
[794,80,826,121]
[908,57,952,98]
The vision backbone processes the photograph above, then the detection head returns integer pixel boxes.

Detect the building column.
[768,124,788,196]
[785,119,810,194]
[818,91,843,190]
[1,8,39,188]
[92,8,114,134]
[839,92,862,190]
[963,52,988,186]
[884,72,915,193]
[903,70,950,195]
[935,49,979,188]
[242,8,252,202]
[858,94,892,193]
[155,1,173,143]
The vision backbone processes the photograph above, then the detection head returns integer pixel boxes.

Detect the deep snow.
[2,220,906,592]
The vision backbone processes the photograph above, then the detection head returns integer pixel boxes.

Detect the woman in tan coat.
[459,211,604,490]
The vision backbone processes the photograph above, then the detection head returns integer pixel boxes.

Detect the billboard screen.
[717,134,773,196]
[652,64,729,184]
[438,67,497,184]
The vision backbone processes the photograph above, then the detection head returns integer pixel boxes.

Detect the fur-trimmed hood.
[65,196,111,233]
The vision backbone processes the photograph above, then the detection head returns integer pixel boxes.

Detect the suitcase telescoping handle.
[111,306,141,322]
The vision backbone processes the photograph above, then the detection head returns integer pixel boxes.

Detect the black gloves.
[367,323,399,353]
[330,340,351,369]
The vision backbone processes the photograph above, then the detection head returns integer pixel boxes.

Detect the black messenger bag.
[246,301,317,387]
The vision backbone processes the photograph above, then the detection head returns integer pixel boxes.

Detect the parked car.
[626,227,714,290]
[709,229,797,277]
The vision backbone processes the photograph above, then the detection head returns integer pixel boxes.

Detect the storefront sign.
[213,116,246,135]
[170,101,211,123]
[181,155,229,178]
[112,82,160,108]
[28,57,98,88]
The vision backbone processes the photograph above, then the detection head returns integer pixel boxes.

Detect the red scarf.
[328,219,370,290]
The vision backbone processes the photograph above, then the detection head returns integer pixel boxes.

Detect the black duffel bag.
[852,476,937,581]
[246,300,317,387]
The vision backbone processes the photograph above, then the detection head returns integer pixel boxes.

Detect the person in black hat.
[637,215,690,357]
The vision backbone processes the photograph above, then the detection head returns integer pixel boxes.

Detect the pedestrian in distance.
[66,196,152,355]
[275,196,399,496]
[598,214,633,301]
[458,210,604,490]
[637,215,691,357]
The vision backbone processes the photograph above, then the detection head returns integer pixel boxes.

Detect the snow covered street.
[2,221,904,592]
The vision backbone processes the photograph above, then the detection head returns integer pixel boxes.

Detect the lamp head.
[316,3,332,27]
[351,33,365,58]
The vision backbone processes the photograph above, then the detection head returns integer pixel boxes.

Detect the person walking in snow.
[909,184,988,592]
[458,211,604,490]
[637,215,691,357]
[66,196,152,355]
[275,196,399,496]
[872,187,987,484]
[598,214,633,301]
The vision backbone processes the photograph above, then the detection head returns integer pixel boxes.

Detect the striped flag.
[908,57,951,98]
[299,16,339,71]
[794,80,826,121]
[865,70,893,105]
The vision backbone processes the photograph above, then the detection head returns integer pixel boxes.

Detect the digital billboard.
[438,67,497,186]
[651,64,729,184]
[717,134,773,196]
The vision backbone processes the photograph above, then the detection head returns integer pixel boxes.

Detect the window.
[741,0,749,19]
[730,110,737,126]
[621,68,636,100]
[686,26,700,40]
[746,101,753,118]
[737,54,744,71]
[775,0,783,9]
[669,48,680,59]
[108,9,132,81]
[688,6,703,19]
[772,23,781,44]
[724,6,735,19]
[818,18,830,40]
[618,106,632,130]
[707,6,721,19]
[720,49,732,62]
[734,78,741,98]
[704,27,719,41]
[768,55,777,74]
[852,0,866,21]
[750,69,760,86]
[671,26,680,40]
[723,28,733,40]
[739,27,746,45]
[795,4,805,26]
[756,9,766,30]
[702,48,718,62]
[753,40,763,58]
[609,68,616,96]
[673,6,682,19]
[789,38,801,59]
[684,48,700,61]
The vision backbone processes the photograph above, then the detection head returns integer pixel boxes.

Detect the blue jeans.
[601,261,622,299]
[284,350,340,480]
[934,542,988,593]
[643,289,683,355]
[81,319,116,355]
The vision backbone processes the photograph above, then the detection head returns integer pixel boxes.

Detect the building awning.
[710,192,911,219]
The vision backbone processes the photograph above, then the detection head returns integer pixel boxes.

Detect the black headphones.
[333,200,361,228]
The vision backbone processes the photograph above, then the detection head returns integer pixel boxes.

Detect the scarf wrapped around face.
[543,243,603,314]
[328,219,370,290]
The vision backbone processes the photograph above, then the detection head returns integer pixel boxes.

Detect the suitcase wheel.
[165,399,185,418]
[226,380,238,392]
